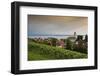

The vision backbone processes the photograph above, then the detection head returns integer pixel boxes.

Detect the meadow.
[28,39,87,61]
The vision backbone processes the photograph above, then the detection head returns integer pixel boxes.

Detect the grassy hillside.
[28,40,87,61]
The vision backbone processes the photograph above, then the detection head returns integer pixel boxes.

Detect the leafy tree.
[49,38,58,46]
[65,38,73,50]
[84,34,88,42]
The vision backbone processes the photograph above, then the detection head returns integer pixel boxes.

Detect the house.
[73,35,88,52]
[65,32,88,51]
[56,39,65,48]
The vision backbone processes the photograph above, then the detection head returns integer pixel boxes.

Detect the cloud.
[28,15,88,36]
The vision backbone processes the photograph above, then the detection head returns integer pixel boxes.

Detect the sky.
[28,15,88,36]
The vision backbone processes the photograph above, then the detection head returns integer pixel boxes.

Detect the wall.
[0,0,99,76]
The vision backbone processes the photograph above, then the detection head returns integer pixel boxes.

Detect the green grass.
[28,40,87,61]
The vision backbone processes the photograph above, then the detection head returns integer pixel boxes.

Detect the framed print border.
[11,1,98,74]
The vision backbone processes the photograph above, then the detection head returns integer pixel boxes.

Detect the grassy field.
[28,40,87,61]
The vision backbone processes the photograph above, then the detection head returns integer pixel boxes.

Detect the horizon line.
[28,34,87,36]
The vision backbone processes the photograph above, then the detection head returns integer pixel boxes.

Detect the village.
[29,32,88,54]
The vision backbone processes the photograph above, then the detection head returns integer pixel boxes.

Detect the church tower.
[74,32,77,38]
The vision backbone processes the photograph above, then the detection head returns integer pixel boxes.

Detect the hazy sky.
[28,15,88,36]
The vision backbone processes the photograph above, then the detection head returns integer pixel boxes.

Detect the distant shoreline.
[28,34,86,36]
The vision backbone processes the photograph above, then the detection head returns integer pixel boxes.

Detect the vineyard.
[28,40,87,61]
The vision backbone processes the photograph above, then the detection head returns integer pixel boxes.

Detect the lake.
[28,35,74,39]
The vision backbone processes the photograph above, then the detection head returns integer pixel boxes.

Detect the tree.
[49,38,58,46]
[84,34,88,42]
[65,38,73,50]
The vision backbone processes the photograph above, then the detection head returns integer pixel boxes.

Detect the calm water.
[28,35,74,39]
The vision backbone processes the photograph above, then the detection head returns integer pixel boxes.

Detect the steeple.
[74,32,77,38]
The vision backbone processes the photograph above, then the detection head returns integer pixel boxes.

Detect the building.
[56,39,65,48]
